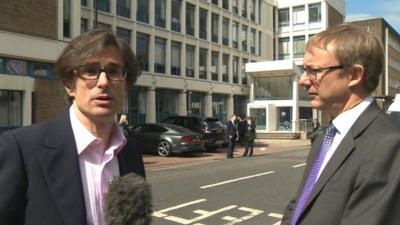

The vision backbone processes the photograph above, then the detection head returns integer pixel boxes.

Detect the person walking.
[118,113,130,136]
[242,116,256,157]
[225,114,237,159]
[282,24,400,225]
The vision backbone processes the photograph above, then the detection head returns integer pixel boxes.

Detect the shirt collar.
[69,105,126,155]
[332,95,374,135]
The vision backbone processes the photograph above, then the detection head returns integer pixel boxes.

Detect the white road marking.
[259,147,267,151]
[200,171,275,189]
[292,163,306,168]
[164,205,237,224]
[268,212,283,225]
[222,207,264,225]
[153,199,206,218]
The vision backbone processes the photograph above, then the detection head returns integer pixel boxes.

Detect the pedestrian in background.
[0,29,146,225]
[119,113,130,136]
[225,114,237,159]
[312,118,320,131]
[242,116,256,157]
[237,116,248,146]
[282,24,400,225]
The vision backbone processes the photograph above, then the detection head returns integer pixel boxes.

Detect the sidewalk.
[143,139,311,170]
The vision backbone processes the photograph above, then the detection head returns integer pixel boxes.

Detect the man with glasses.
[0,29,146,225]
[282,24,400,225]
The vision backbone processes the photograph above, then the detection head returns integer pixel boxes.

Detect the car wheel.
[157,140,172,157]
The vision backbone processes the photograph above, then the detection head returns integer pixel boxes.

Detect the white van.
[387,94,400,122]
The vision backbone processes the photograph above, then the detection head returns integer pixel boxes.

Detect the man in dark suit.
[225,114,237,158]
[282,24,400,225]
[0,29,145,225]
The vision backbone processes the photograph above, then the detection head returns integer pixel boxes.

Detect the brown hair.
[306,24,384,93]
[55,29,141,102]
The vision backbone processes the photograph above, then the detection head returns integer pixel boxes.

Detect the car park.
[129,123,205,157]
[161,116,228,150]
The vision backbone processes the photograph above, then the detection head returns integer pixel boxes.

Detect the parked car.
[387,94,400,123]
[161,116,227,150]
[129,123,205,157]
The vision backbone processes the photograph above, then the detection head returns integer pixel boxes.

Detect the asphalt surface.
[143,139,311,171]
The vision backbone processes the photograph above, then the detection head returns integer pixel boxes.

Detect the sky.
[346,0,400,33]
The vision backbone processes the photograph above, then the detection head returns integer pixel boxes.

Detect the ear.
[64,80,76,98]
[348,64,365,88]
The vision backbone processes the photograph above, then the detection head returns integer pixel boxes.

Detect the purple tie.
[290,125,336,225]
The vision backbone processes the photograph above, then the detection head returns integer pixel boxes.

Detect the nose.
[96,71,110,87]
[298,71,310,86]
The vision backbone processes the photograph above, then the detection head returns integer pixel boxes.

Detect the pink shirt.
[69,106,126,225]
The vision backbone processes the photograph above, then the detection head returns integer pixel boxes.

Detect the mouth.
[93,95,114,105]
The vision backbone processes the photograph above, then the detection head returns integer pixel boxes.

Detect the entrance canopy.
[245,60,302,78]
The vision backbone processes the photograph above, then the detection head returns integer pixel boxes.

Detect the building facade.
[347,17,400,110]
[0,0,274,134]
[246,0,345,136]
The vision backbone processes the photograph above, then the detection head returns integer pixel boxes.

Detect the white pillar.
[205,92,212,117]
[227,93,234,120]
[179,90,187,116]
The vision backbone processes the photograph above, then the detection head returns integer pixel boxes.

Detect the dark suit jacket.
[282,102,400,225]
[225,120,237,140]
[0,111,146,225]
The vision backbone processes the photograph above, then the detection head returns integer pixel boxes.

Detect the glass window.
[278,37,290,60]
[81,0,87,6]
[222,54,229,82]
[199,48,208,80]
[29,62,53,79]
[136,32,150,71]
[155,0,166,28]
[186,3,195,36]
[0,90,23,135]
[116,27,131,44]
[211,51,219,81]
[128,86,147,126]
[186,45,195,77]
[254,76,293,100]
[212,0,218,6]
[0,58,4,73]
[6,59,27,75]
[188,91,205,117]
[156,89,179,122]
[137,0,149,23]
[293,6,305,25]
[212,13,219,43]
[250,0,256,21]
[258,31,262,56]
[250,29,256,54]
[293,36,305,58]
[234,95,247,119]
[250,107,266,130]
[117,0,130,18]
[96,0,110,12]
[171,0,181,32]
[155,37,166,73]
[199,8,208,40]
[81,18,88,34]
[278,8,289,28]
[309,3,321,23]
[171,41,181,75]
[212,94,227,121]
[222,18,229,46]
[242,0,247,18]
[233,56,239,84]
[277,107,292,131]
[223,0,229,10]
[241,25,248,52]
[241,58,248,85]
[232,21,239,49]
[63,0,71,38]
[232,0,238,14]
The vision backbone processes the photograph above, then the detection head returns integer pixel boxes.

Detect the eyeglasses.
[302,65,343,81]
[74,64,128,81]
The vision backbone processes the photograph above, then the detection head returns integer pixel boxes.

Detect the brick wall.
[0,0,57,40]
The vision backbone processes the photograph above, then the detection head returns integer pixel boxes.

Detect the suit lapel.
[35,112,87,225]
[302,102,382,212]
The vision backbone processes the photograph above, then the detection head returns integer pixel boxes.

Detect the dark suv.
[162,116,227,150]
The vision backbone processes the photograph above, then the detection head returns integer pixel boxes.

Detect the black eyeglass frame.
[302,65,344,81]
[74,64,129,81]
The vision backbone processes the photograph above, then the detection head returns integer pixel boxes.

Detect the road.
[146,145,309,225]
